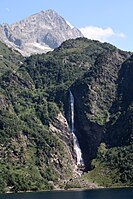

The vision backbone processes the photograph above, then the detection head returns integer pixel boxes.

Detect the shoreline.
[4,185,133,195]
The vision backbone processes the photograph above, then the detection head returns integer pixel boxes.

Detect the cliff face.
[0,37,133,191]
[50,112,77,175]
[70,49,131,170]
[104,55,133,147]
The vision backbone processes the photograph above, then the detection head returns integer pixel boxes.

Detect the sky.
[0,0,133,51]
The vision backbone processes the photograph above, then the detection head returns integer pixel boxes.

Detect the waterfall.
[69,90,83,166]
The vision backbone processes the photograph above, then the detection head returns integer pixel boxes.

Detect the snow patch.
[31,42,53,50]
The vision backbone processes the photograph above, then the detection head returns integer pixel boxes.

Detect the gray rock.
[0,9,83,56]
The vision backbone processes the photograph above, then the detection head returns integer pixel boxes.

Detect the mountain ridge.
[0,9,83,56]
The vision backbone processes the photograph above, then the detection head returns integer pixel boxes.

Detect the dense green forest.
[0,38,133,192]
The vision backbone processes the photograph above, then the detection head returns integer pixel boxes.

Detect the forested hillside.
[0,38,133,192]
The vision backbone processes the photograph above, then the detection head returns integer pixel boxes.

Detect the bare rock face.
[0,10,83,56]
[50,112,78,178]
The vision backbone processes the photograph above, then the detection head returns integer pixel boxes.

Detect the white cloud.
[79,26,125,42]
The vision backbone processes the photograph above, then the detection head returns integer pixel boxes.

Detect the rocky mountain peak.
[0,9,83,56]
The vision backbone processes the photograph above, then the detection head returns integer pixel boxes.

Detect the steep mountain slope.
[0,10,83,56]
[71,47,131,169]
[81,55,133,187]
[0,38,133,192]
[0,71,76,193]
[0,41,23,76]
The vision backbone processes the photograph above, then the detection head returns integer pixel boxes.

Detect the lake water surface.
[0,188,133,199]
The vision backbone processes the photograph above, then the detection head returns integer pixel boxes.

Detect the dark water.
[0,188,133,199]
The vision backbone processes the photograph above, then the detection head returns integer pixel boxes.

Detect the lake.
[0,188,133,199]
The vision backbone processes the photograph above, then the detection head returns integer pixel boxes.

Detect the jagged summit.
[0,9,83,56]
[39,9,62,17]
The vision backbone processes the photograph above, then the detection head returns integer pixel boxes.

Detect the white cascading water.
[69,90,83,166]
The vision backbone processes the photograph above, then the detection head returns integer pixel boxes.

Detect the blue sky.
[0,0,133,51]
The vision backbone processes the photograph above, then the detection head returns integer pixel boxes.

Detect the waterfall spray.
[69,90,83,166]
